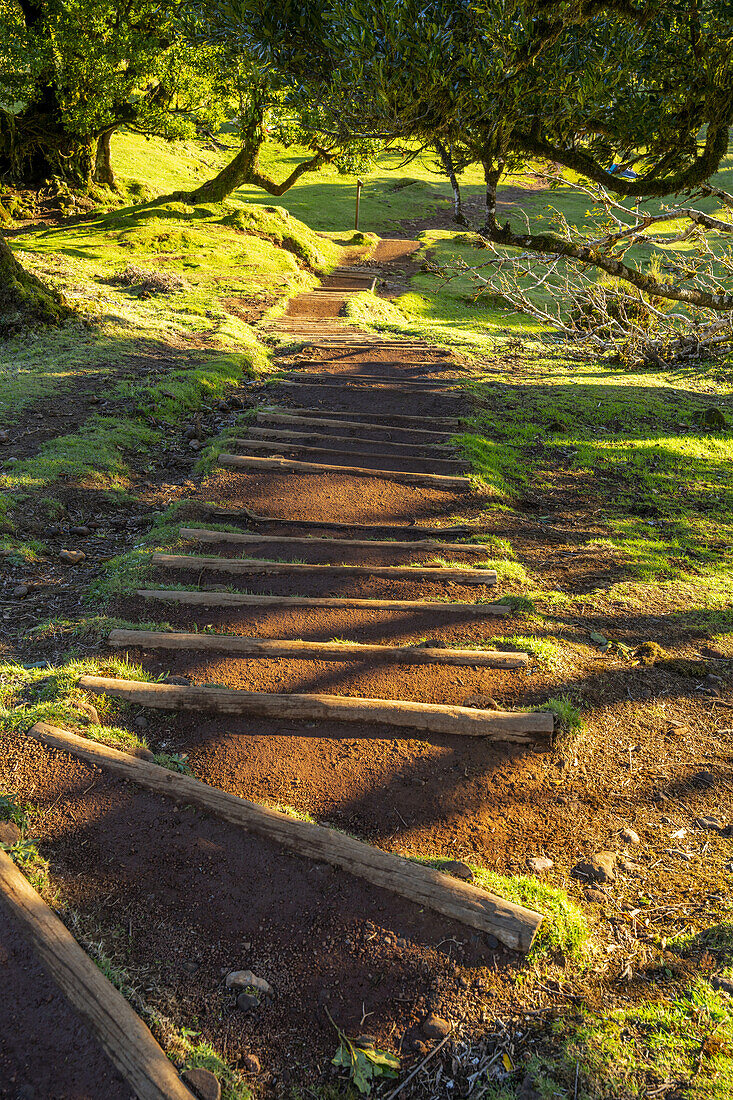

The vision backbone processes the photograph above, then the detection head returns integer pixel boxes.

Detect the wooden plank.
[246,426,456,451]
[282,372,464,386]
[259,406,463,427]
[27,722,543,952]
[275,380,464,398]
[222,439,464,470]
[138,589,512,615]
[218,453,472,490]
[153,553,497,585]
[256,412,458,440]
[204,505,473,536]
[179,527,488,555]
[108,628,530,668]
[0,848,197,1100]
[77,677,555,740]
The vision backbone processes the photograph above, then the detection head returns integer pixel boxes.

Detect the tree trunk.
[0,101,95,188]
[93,129,116,189]
[435,141,466,224]
[0,232,71,333]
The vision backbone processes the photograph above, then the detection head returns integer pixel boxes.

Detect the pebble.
[441,859,474,881]
[0,821,21,846]
[226,969,273,997]
[134,715,149,730]
[182,1067,221,1100]
[572,851,616,884]
[236,992,260,1013]
[188,439,201,450]
[12,584,28,598]
[618,858,642,874]
[695,815,724,833]
[584,888,607,904]
[712,975,733,996]
[621,827,640,846]
[411,1038,429,1055]
[527,856,553,874]
[485,934,499,949]
[69,525,91,536]
[59,549,86,564]
[166,675,191,686]
[128,745,155,761]
[0,430,8,443]
[241,1053,261,1074]
[422,1013,451,1040]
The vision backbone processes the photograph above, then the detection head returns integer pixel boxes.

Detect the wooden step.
[139,589,512,615]
[274,380,464,398]
[179,527,485,554]
[218,453,473,489]
[256,412,459,440]
[28,722,543,951]
[109,628,529,668]
[152,553,497,584]
[260,406,463,426]
[283,372,465,385]
[246,426,456,452]
[204,505,475,536]
[79,676,554,742]
[222,439,464,470]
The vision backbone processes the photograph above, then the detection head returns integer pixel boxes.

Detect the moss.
[0,234,71,334]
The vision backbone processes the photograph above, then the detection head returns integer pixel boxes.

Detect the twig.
[383,1029,455,1100]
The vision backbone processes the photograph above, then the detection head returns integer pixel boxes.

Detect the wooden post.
[355,178,364,230]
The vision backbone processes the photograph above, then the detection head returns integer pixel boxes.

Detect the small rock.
[572,851,616,884]
[691,770,716,788]
[422,638,447,649]
[527,856,553,874]
[441,859,474,881]
[618,858,642,874]
[583,888,607,904]
[621,827,640,846]
[422,1013,451,1040]
[165,675,191,686]
[76,701,100,725]
[134,715,149,730]
[695,815,724,833]
[0,430,8,443]
[0,821,21,846]
[226,969,273,997]
[241,1053,261,1074]
[4,457,17,466]
[711,975,733,996]
[12,584,29,597]
[411,1038,429,1056]
[59,549,86,564]
[236,992,260,1013]
[69,525,91,536]
[188,439,201,450]
[485,933,499,949]
[182,1067,221,1100]
[462,694,500,710]
[517,1072,542,1100]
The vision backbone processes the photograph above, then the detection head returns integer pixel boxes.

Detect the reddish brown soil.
[0,903,134,1100]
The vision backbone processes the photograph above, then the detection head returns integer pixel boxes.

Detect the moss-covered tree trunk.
[0,94,95,188]
[0,232,71,334]
[93,129,116,188]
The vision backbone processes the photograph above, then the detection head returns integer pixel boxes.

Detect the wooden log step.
[152,553,497,584]
[218,453,472,489]
[28,722,543,951]
[274,380,464,398]
[256,412,458,440]
[0,846,197,1100]
[138,589,511,615]
[222,439,464,470]
[109,628,529,668]
[78,677,554,742]
[246,426,456,451]
[284,372,465,385]
[204,505,474,536]
[260,406,463,427]
[178,527,487,555]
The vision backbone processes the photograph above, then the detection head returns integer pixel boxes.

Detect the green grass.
[414,857,589,963]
